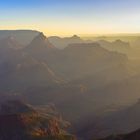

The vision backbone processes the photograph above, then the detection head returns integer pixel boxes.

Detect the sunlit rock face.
[0,100,76,140]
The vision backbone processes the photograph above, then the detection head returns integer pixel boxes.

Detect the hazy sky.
[0,0,140,36]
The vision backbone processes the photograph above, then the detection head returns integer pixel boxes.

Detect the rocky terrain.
[0,100,76,140]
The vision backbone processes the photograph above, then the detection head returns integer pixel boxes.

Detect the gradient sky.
[0,0,140,36]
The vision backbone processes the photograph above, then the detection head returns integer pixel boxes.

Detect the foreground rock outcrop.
[0,100,76,140]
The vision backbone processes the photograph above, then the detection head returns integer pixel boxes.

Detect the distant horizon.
[1,0,140,36]
[1,29,140,38]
